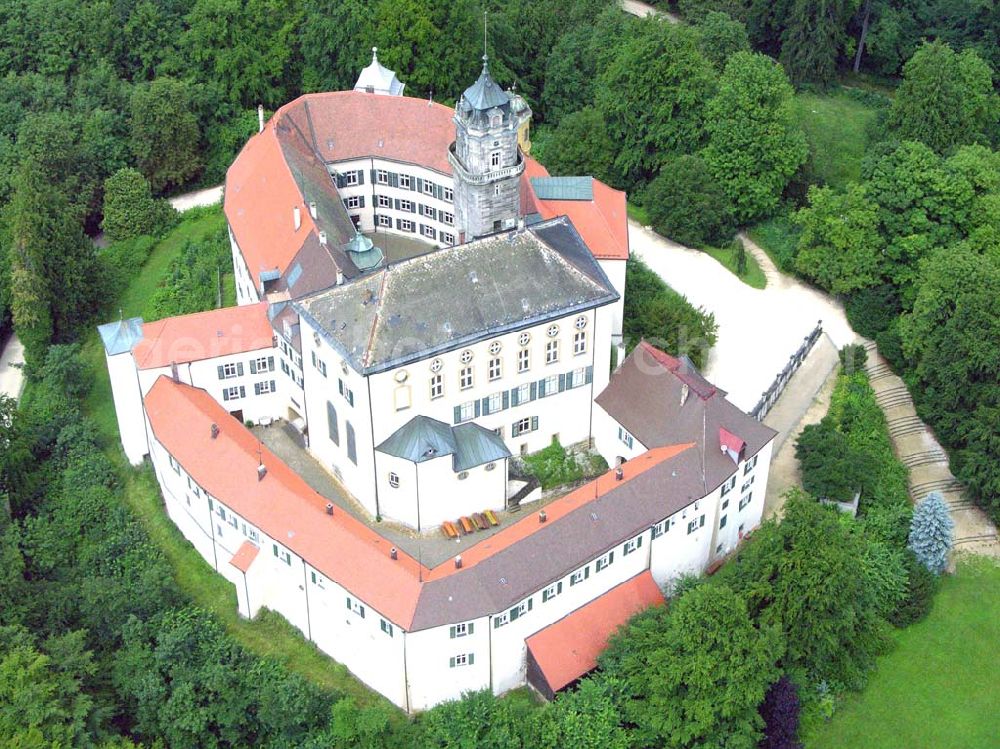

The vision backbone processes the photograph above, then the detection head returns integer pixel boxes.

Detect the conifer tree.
[907,491,954,575]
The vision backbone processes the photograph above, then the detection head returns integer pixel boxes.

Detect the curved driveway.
[628,222,856,410]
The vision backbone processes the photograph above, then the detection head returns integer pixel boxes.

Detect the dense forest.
[0,0,998,746]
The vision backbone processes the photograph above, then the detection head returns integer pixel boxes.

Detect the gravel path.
[0,334,25,402]
[169,185,223,212]
[619,0,680,22]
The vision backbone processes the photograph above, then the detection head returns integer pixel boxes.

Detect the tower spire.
[483,11,488,67]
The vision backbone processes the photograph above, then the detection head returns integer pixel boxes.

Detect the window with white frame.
[423,180,435,196]
[376,169,389,184]
[442,211,454,225]
[618,426,634,449]
[518,331,531,346]
[346,597,365,618]
[459,349,473,364]
[338,378,354,406]
[459,401,476,422]
[518,347,530,372]
[512,416,535,436]
[488,357,502,381]
[169,455,180,473]
[570,367,586,388]
[377,195,391,208]
[542,582,563,602]
[542,374,558,396]
[422,204,436,219]
[399,174,411,189]
[421,225,436,239]
[741,476,755,493]
[652,517,672,538]
[720,475,737,496]
[430,358,443,373]
[623,536,643,555]
[739,493,752,511]
[223,386,243,401]
[221,362,239,378]
[272,544,292,565]
[399,199,413,212]
[254,380,275,395]
[687,515,706,534]
[744,455,758,474]
[442,232,455,244]
[388,472,400,488]
[509,598,532,621]
[380,619,394,637]
[400,219,414,232]
[595,551,614,572]
[516,383,530,404]
[493,611,510,628]
[573,330,587,355]
[253,356,273,372]
[460,366,474,390]
[450,622,473,638]
[430,373,443,399]
[345,195,362,209]
[344,171,359,186]
[449,653,475,667]
[487,392,502,413]
[569,566,590,585]
[545,340,559,364]
[443,187,453,202]
[490,151,501,168]
[377,214,392,227]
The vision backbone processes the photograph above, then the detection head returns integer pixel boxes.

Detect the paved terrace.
[251,420,566,568]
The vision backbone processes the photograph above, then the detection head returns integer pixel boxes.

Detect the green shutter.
[510,387,519,406]
[531,416,539,432]
[449,626,456,638]
[529,382,537,400]
[449,656,455,668]
[250,359,257,374]
[537,378,545,397]
[481,396,489,415]
[468,622,474,635]
[474,400,481,417]
[502,391,510,409]
[268,356,274,370]
[558,373,566,392]
[217,365,225,379]
[346,597,352,610]
[454,406,462,424]
[237,362,244,376]
[468,653,475,665]
[585,365,594,384]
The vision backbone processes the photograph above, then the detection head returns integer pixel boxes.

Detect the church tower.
[448,55,525,240]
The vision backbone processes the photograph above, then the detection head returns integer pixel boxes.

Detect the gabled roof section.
[354,47,405,96]
[595,342,776,491]
[229,540,260,573]
[521,161,629,261]
[526,571,664,693]
[375,415,511,472]
[294,218,619,374]
[98,317,144,356]
[144,377,425,628]
[132,303,274,370]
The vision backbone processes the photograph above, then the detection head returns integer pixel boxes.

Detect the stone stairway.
[861,340,999,557]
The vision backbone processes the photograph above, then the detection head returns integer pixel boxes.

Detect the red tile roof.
[526,571,664,692]
[229,540,260,573]
[519,159,628,261]
[133,303,274,370]
[144,376,426,628]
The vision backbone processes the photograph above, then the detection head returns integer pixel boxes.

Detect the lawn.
[80,210,402,714]
[792,90,881,190]
[701,243,767,289]
[747,215,800,274]
[803,555,1000,749]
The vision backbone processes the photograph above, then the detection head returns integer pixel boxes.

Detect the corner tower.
[448,56,525,240]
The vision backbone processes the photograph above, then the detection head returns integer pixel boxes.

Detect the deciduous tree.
[645,155,735,246]
[129,77,203,194]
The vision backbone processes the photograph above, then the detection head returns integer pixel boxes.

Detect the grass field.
[747,215,800,273]
[803,555,1000,749]
[701,243,767,289]
[80,211,401,714]
[792,90,881,190]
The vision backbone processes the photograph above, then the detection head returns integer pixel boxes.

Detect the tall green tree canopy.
[129,77,203,195]
[540,107,617,187]
[596,18,717,188]
[888,41,999,155]
[779,0,857,85]
[702,51,807,223]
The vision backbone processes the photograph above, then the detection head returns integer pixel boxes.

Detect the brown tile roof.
[595,342,777,491]
[133,303,274,370]
[526,571,664,692]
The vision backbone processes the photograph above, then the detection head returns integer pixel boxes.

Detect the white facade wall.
[597,258,626,345]
[330,158,458,246]
[592,404,648,468]
[105,350,149,465]
[405,616,492,711]
[230,229,262,306]
[708,441,774,559]
[374,452,508,530]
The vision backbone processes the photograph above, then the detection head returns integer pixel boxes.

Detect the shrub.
[838,344,868,373]
[101,167,176,242]
[522,440,606,491]
[795,418,869,502]
[645,155,735,247]
[758,676,802,749]
[889,549,938,627]
[908,491,954,575]
[875,321,907,373]
[845,284,902,339]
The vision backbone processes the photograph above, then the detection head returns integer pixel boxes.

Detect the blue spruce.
[908,491,954,575]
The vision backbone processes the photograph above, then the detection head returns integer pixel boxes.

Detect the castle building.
[98,53,774,711]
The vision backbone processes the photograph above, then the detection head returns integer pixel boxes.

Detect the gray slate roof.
[530,176,594,201]
[294,217,618,374]
[595,343,777,493]
[376,415,510,472]
[409,445,706,630]
[98,317,144,355]
[461,59,510,112]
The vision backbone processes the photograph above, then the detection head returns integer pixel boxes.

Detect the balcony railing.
[448,144,525,186]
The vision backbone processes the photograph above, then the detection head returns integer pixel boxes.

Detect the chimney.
[170,361,179,382]
[325,503,334,515]
[615,465,624,481]
[538,510,547,523]
[454,555,463,569]
[309,201,318,219]
[210,423,220,439]
[390,547,398,560]
[318,231,327,246]
[336,269,344,285]
[257,464,267,481]
[293,205,301,231]
[680,383,690,406]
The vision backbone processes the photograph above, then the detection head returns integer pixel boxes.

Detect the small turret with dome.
[448,42,526,240]
[354,47,405,96]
